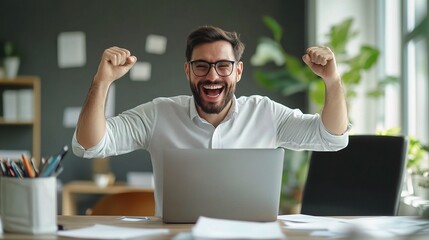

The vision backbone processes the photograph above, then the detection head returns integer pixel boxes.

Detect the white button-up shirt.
[72,95,349,216]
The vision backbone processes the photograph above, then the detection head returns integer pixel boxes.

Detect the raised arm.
[76,47,137,149]
[302,46,349,135]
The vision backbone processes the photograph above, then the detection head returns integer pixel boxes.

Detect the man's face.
[185,40,243,114]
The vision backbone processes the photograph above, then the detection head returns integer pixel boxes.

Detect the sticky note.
[145,34,167,55]
[58,31,86,68]
[130,62,151,81]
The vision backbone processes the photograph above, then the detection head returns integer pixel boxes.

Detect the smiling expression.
[185,40,243,115]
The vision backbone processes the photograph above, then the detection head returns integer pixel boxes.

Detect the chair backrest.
[89,191,155,216]
[301,135,408,216]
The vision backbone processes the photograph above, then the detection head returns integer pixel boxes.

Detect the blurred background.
[1,0,428,215]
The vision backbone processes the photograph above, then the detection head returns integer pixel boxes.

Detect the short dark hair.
[185,26,245,62]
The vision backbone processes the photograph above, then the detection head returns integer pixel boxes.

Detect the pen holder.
[0,176,57,234]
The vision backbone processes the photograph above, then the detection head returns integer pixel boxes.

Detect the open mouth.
[202,84,225,98]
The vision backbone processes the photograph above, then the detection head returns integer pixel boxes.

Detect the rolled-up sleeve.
[72,130,110,158]
[272,99,351,151]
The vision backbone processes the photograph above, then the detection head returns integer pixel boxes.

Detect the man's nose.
[206,64,219,80]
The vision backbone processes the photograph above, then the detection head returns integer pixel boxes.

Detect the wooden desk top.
[1,215,427,240]
[0,215,313,240]
[62,181,154,194]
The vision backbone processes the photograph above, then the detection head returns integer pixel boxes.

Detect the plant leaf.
[262,16,283,43]
[327,18,357,54]
[347,45,380,70]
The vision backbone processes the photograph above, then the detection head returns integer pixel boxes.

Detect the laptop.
[162,148,284,223]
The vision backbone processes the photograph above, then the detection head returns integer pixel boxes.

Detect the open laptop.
[162,148,284,223]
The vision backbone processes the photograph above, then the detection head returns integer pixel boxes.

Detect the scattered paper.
[279,214,429,238]
[57,224,169,239]
[119,216,151,222]
[192,216,285,239]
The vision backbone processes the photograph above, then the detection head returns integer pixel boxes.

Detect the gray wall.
[0,0,307,184]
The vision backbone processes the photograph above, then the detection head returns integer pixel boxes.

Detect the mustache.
[197,80,227,88]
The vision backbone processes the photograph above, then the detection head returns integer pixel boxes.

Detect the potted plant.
[0,40,21,79]
[376,128,429,198]
[251,16,399,213]
[251,16,398,113]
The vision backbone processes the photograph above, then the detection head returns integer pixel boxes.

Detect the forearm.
[76,80,111,149]
[321,78,349,135]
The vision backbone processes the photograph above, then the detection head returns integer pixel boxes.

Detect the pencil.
[21,153,36,178]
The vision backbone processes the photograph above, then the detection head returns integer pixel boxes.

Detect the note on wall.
[63,85,115,128]
[58,31,86,68]
[145,34,167,55]
[130,62,151,81]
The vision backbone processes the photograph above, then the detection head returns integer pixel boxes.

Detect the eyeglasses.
[188,60,236,77]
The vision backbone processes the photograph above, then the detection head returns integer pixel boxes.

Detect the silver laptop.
[162,148,284,223]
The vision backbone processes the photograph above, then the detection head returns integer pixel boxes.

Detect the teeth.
[203,84,223,90]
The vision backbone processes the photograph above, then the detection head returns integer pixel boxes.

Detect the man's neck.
[197,100,233,127]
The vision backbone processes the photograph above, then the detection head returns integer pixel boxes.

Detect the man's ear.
[184,63,191,81]
[236,61,243,82]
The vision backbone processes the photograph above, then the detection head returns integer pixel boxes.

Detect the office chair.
[301,135,408,216]
[88,191,155,216]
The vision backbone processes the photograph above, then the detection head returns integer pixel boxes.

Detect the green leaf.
[309,81,325,108]
[342,70,361,84]
[281,82,308,96]
[347,45,380,70]
[254,70,296,91]
[262,16,283,43]
[327,18,357,54]
[378,75,399,86]
[366,89,383,97]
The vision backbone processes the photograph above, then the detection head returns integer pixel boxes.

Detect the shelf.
[0,76,41,160]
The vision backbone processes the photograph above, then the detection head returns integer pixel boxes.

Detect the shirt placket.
[211,126,222,149]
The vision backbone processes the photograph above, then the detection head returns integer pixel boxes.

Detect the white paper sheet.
[192,216,285,239]
[58,31,86,68]
[279,214,429,238]
[57,224,169,239]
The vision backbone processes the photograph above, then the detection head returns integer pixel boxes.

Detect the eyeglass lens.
[191,61,234,77]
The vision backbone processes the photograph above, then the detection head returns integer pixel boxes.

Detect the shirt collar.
[189,95,239,122]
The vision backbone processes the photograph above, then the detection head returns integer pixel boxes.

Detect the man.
[72,26,350,216]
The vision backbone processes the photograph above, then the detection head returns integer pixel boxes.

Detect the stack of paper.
[192,216,286,239]
[279,214,429,238]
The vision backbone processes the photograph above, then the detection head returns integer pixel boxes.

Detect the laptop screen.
[162,148,285,223]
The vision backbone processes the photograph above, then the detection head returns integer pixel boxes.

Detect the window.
[403,0,429,147]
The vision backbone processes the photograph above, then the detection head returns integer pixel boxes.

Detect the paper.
[126,171,154,188]
[63,84,115,128]
[58,31,86,68]
[192,216,285,239]
[119,216,151,222]
[278,214,348,230]
[57,224,169,239]
[63,107,81,128]
[130,62,151,81]
[145,34,167,54]
[279,214,429,238]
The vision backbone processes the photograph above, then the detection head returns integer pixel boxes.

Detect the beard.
[190,80,235,114]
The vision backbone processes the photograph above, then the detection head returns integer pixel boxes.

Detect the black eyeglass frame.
[188,60,237,77]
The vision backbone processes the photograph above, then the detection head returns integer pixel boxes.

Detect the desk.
[1,215,428,240]
[62,181,154,215]
[0,216,320,240]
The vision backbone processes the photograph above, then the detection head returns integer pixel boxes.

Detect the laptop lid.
[162,148,284,223]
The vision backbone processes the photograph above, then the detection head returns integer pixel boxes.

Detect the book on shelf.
[0,150,31,161]
[2,89,34,121]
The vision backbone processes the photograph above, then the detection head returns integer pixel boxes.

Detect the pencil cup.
[0,176,57,234]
